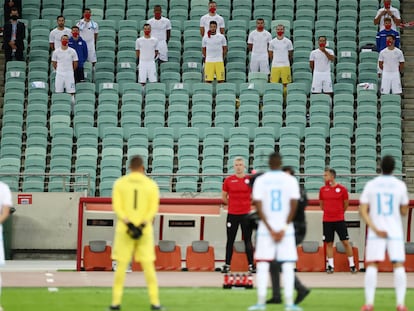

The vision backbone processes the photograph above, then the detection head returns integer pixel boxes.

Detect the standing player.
[136,24,159,85]
[248,18,272,75]
[268,24,293,92]
[51,35,78,102]
[249,152,302,311]
[221,157,255,274]
[374,0,401,31]
[319,168,357,274]
[309,36,335,96]
[202,21,227,83]
[76,8,98,65]
[200,0,225,37]
[147,5,171,63]
[0,181,12,311]
[49,15,71,51]
[379,34,404,95]
[360,156,409,311]
[109,155,164,311]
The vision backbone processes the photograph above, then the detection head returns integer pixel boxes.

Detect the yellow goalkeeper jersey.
[112,172,160,234]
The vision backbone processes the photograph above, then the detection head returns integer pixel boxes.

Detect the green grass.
[3,288,413,311]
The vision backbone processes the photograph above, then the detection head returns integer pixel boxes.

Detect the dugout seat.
[405,242,414,272]
[296,241,325,272]
[154,240,182,271]
[230,241,249,272]
[333,242,360,272]
[83,240,112,271]
[185,241,215,271]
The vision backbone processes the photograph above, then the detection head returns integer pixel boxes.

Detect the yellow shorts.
[204,61,225,82]
[112,229,155,263]
[271,66,292,84]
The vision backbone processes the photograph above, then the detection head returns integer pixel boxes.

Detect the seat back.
[230,241,249,272]
[154,240,182,271]
[296,241,325,272]
[83,240,112,271]
[185,241,215,271]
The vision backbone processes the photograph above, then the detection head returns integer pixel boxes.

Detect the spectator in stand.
[309,36,335,96]
[374,0,401,31]
[49,15,72,51]
[147,5,171,63]
[4,0,21,24]
[248,18,272,75]
[3,7,25,62]
[68,25,88,83]
[376,17,400,52]
[379,34,404,95]
[200,0,225,37]
[76,8,98,66]
[136,24,159,85]
[202,20,227,83]
[268,24,293,92]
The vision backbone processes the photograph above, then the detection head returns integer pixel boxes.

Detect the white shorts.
[250,58,270,74]
[365,237,405,263]
[138,60,157,83]
[157,40,168,62]
[87,47,97,63]
[311,71,333,93]
[381,71,402,94]
[55,72,76,93]
[254,224,298,262]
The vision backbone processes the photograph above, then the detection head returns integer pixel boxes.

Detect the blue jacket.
[376,29,400,52]
[68,36,88,68]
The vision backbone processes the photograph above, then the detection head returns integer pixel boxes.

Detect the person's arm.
[359,203,387,238]
[52,60,57,70]
[0,206,11,224]
[391,12,401,26]
[112,180,129,224]
[73,60,78,70]
[94,30,98,45]
[378,60,384,70]
[248,43,253,52]
[288,50,293,65]
[136,49,140,59]
[400,204,408,216]
[399,61,404,73]
[343,199,349,211]
[166,29,171,43]
[221,190,228,205]
[374,9,385,25]
[155,49,159,58]
[202,46,206,58]
[309,60,314,72]
[200,26,205,37]
[323,48,335,61]
[287,199,298,224]
[220,27,225,35]
[222,45,227,58]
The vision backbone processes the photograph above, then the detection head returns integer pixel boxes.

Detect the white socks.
[256,261,269,305]
[348,256,355,267]
[282,262,295,306]
[327,257,334,267]
[394,266,406,306]
[365,265,377,305]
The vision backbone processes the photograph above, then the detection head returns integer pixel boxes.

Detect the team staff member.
[319,168,356,274]
[109,155,164,311]
[221,157,255,274]
[68,25,88,83]
[0,181,12,311]
[202,20,227,83]
[3,7,25,62]
[360,156,409,311]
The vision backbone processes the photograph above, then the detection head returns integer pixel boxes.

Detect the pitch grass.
[3,288,414,311]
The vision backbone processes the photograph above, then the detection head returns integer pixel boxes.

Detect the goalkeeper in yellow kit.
[109,155,164,311]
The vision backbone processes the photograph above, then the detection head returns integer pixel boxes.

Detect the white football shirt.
[49,27,72,49]
[76,19,99,48]
[51,47,78,73]
[379,47,405,73]
[268,37,293,67]
[135,36,159,61]
[200,13,225,36]
[360,175,408,239]
[309,48,334,73]
[202,33,227,62]
[248,29,272,61]
[375,6,401,30]
[147,16,171,42]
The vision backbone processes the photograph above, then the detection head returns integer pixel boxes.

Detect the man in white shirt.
[309,36,335,95]
[76,8,98,64]
[379,34,404,95]
[136,24,159,85]
[200,1,225,37]
[202,21,227,83]
[359,155,409,311]
[49,15,71,51]
[0,181,12,311]
[268,24,293,89]
[51,34,78,98]
[248,152,301,311]
[147,5,171,63]
[248,18,272,75]
[374,0,401,31]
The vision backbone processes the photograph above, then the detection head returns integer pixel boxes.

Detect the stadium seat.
[296,241,325,272]
[83,240,112,271]
[185,241,215,271]
[153,240,183,271]
[333,242,360,272]
[230,241,249,272]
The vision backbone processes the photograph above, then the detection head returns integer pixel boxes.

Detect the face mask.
[10,15,18,21]
[209,7,216,14]
[386,40,393,46]
[385,24,392,30]
[72,32,79,38]
[384,3,391,9]
[319,42,326,48]
[277,31,284,36]
[154,12,161,19]
[144,30,151,36]
[257,25,264,31]
[61,40,69,46]
[84,13,91,19]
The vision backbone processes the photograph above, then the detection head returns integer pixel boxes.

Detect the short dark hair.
[129,155,144,170]
[381,155,395,174]
[318,36,327,40]
[268,152,282,168]
[153,5,162,10]
[209,20,217,26]
[83,7,91,12]
[57,15,65,20]
[386,34,396,40]
[71,25,79,30]
[282,166,295,176]
[143,23,151,28]
[325,167,336,178]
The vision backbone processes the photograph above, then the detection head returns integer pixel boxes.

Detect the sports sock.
[327,257,334,267]
[348,256,355,267]
[112,261,129,306]
[365,265,377,305]
[141,260,160,306]
[282,262,295,306]
[256,261,269,305]
[394,266,406,306]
